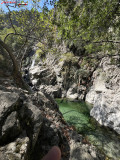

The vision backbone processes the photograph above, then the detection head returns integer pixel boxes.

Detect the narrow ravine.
[56,99,120,160]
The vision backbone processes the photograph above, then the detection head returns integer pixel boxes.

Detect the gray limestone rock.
[2,111,21,144]
[0,86,43,160]
[0,70,105,160]
[0,134,30,160]
[86,57,120,134]
[19,98,43,149]
[29,65,57,86]
[66,84,78,100]
[0,90,21,145]
[39,85,62,98]
[69,131,105,160]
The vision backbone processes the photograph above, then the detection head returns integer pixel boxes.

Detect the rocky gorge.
[0,0,120,159]
[0,41,120,160]
[28,48,120,136]
[0,52,105,160]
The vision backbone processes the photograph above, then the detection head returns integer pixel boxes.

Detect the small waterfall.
[31,54,37,68]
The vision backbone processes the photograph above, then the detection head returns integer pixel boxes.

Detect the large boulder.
[66,84,85,101]
[86,57,120,134]
[0,50,12,78]
[29,63,63,98]
[39,85,62,98]
[0,84,43,160]
[29,65,57,86]
[0,90,21,145]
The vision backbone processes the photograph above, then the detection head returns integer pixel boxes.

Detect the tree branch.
[4,32,46,45]
[6,5,17,33]
[93,40,120,44]
[0,39,32,93]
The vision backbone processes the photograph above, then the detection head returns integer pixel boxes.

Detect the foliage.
[0,26,26,51]
[36,42,46,56]
[54,0,120,55]
[0,0,120,73]
[0,6,57,68]
[60,52,78,63]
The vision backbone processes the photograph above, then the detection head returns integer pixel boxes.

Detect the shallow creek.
[56,99,120,160]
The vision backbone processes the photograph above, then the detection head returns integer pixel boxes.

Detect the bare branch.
[5,5,17,33]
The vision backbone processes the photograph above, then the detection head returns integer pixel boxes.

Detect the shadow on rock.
[31,117,70,160]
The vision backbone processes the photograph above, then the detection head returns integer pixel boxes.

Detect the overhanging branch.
[4,33,46,45]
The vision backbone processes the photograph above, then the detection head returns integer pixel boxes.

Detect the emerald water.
[56,99,120,160]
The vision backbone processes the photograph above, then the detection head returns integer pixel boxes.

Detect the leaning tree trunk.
[0,39,32,93]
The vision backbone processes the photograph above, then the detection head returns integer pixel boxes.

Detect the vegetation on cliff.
[0,0,120,90]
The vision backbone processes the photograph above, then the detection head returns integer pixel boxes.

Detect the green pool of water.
[56,99,120,160]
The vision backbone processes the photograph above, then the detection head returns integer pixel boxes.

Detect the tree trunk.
[0,39,32,93]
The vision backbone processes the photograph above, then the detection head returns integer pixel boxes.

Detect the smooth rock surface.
[86,57,120,134]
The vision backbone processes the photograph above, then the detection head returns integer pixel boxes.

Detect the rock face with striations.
[86,57,120,134]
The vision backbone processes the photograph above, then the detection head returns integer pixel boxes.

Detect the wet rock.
[85,87,96,104]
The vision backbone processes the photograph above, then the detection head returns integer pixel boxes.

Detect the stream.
[56,99,120,160]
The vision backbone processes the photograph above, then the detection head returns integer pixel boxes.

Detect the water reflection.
[56,99,120,160]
